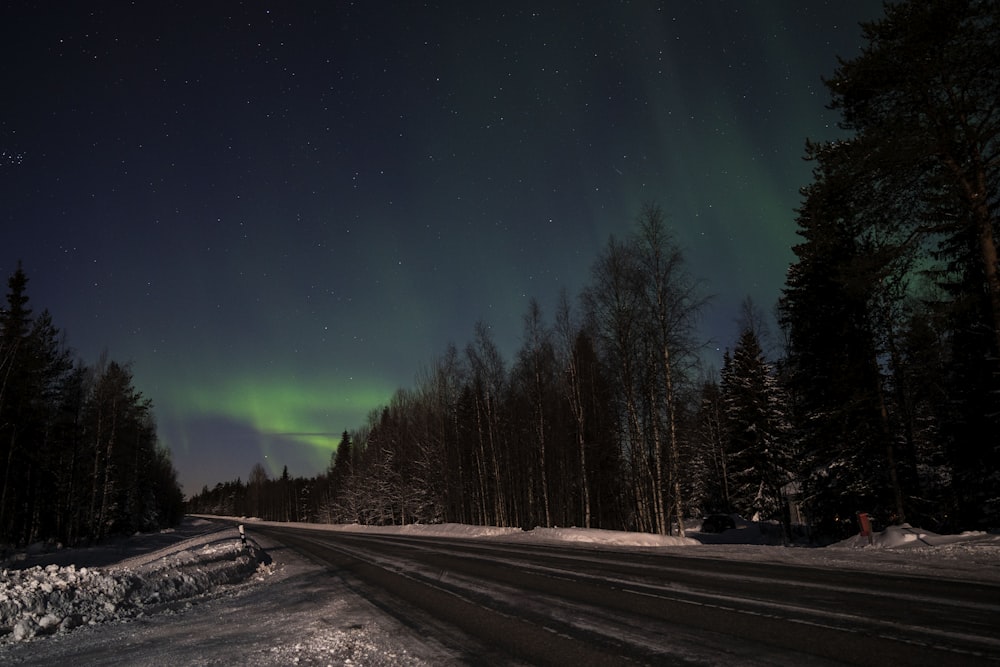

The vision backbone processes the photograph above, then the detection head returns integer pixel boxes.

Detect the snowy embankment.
[1,515,998,654]
[1,520,270,644]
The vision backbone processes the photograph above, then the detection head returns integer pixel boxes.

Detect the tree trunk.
[663,344,686,538]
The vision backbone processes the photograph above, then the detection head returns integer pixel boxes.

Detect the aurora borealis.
[2,2,884,495]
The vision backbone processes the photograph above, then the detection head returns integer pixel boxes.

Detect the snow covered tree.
[325,430,355,522]
[721,328,793,529]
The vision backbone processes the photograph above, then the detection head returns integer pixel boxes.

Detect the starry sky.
[2,2,883,496]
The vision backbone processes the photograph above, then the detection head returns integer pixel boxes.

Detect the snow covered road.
[250,523,1000,665]
[1,516,999,665]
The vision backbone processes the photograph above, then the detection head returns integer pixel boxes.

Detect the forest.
[0,266,185,548]
[7,0,998,546]
[190,1,1000,539]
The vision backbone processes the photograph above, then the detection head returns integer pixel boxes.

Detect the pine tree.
[327,430,355,523]
[827,0,1000,351]
[787,0,1000,529]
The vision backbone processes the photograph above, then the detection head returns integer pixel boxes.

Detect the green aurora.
[163,373,394,479]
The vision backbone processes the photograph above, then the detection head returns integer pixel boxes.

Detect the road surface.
[251,524,1000,666]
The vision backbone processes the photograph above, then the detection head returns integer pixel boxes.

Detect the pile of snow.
[515,525,699,546]
[323,520,700,546]
[0,525,269,644]
[833,523,995,550]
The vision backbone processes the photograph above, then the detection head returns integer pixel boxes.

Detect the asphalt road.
[250,525,1000,666]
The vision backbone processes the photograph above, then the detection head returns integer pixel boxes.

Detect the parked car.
[700,514,736,533]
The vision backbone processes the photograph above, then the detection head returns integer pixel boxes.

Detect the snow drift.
[1,525,268,644]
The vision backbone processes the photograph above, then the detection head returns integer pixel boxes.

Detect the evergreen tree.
[0,264,37,542]
[0,265,182,544]
[721,328,793,529]
[827,0,1000,351]
[327,430,354,522]
[0,265,73,543]
[779,146,899,535]
[782,0,1000,529]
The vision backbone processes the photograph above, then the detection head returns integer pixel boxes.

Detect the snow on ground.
[1,518,444,665]
[1,516,998,665]
[249,515,1000,581]
[0,520,266,644]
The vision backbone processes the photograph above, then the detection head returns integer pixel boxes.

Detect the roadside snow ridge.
[0,537,268,644]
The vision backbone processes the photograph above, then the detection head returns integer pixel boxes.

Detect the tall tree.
[555,290,593,527]
[584,235,650,532]
[780,144,900,534]
[465,322,510,527]
[513,298,556,528]
[633,203,704,536]
[827,0,1000,352]
[785,0,1000,529]
[721,328,794,530]
[247,462,269,519]
[691,377,730,516]
[0,264,36,541]
[421,344,468,524]
[0,266,75,543]
[583,204,705,534]
[84,360,160,538]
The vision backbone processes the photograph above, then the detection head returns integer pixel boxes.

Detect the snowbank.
[293,520,700,547]
[833,523,996,550]
[0,522,269,644]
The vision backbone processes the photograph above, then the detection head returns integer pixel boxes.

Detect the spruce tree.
[721,328,793,527]
[779,143,897,535]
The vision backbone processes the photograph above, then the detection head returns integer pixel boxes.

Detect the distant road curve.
[250,524,1000,666]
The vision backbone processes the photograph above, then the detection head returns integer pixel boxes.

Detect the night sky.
[2,2,883,496]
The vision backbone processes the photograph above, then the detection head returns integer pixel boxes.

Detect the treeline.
[185,209,812,537]
[190,0,999,537]
[0,265,184,548]
[191,204,705,534]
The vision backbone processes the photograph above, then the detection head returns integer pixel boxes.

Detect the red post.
[857,512,873,545]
